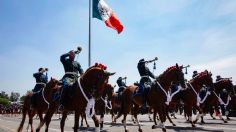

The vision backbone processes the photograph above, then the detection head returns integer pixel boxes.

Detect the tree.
[0,97,10,106]
[0,91,9,99]
[9,92,20,102]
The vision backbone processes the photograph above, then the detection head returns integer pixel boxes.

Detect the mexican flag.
[93,0,124,34]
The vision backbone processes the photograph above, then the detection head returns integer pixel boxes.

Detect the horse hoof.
[125,129,129,132]
[224,120,228,123]
[173,124,176,126]
[152,125,157,129]
[192,124,196,127]
[122,120,124,123]
[162,128,166,132]
[201,121,205,124]
[193,120,197,124]
[138,128,143,132]
[213,117,216,120]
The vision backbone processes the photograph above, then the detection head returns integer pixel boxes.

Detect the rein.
[78,77,95,118]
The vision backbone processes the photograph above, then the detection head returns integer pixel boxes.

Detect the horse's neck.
[43,84,52,99]
[189,80,201,93]
[158,75,171,90]
[214,83,224,94]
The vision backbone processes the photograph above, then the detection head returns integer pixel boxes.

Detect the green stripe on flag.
[93,0,102,20]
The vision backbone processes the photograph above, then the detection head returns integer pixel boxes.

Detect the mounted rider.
[136,57,158,96]
[59,46,84,111]
[192,70,198,78]
[116,76,127,100]
[31,67,48,108]
[216,75,223,82]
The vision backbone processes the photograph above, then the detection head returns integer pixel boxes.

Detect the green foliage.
[0,97,10,106]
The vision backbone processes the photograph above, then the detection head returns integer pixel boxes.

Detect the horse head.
[160,63,186,89]
[80,63,115,99]
[192,70,214,90]
[46,77,60,90]
[103,83,115,100]
[215,78,234,95]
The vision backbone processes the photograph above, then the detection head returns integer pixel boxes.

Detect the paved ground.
[0,113,236,132]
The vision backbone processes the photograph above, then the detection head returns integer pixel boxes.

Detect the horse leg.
[122,114,129,132]
[80,114,84,127]
[60,111,68,132]
[17,106,27,132]
[132,104,142,132]
[73,111,79,132]
[92,115,100,132]
[216,107,228,123]
[36,104,57,132]
[100,113,104,131]
[158,106,167,132]
[193,105,204,124]
[83,114,89,127]
[166,111,176,126]
[29,110,36,132]
[152,109,158,129]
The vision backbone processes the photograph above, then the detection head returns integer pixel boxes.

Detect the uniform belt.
[65,72,78,75]
[141,76,149,78]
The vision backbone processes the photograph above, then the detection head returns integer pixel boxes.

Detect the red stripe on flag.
[105,12,123,34]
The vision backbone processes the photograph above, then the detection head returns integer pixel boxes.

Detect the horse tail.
[17,95,30,132]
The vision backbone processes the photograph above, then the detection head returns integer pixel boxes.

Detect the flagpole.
[88,0,92,67]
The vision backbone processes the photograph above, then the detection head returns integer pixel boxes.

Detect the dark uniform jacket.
[60,53,84,80]
[33,72,48,92]
[116,78,127,93]
[137,61,155,79]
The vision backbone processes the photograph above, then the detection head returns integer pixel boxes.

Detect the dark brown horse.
[200,78,234,123]
[80,83,114,130]
[114,64,186,132]
[17,78,59,132]
[36,64,115,132]
[174,70,214,127]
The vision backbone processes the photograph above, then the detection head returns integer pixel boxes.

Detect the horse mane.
[195,71,208,79]
[161,66,177,76]
[83,63,107,75]
[215,78,231,84]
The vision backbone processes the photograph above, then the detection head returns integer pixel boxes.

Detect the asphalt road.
[0,113,236,132]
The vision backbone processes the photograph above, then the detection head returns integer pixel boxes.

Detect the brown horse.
[17,78,59,132]
[200,78,234,123]
[36,64,115,132]
[80,83,115,130]
[114,64,186,132]
[173,70,214,127]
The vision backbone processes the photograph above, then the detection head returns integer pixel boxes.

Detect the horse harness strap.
[213,91,231,106]
[156,81,169,105]
[33,83,49,108]
[101,97,112,110]
[78,77,95,118]
[33,83,46,94]
[42,86,50,109]
[188,82,211,106]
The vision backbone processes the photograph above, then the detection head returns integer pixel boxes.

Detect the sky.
[0,0,236,96]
